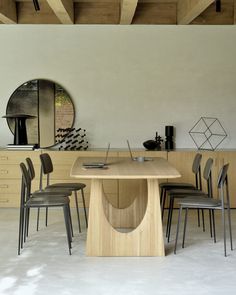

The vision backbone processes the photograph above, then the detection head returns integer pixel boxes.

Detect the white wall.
[0,25,236,149]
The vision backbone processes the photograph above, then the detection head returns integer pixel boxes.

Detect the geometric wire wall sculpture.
[189,117,227,150]
[56,128,89,150]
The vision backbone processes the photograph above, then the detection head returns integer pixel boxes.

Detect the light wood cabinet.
[0,150,41,207]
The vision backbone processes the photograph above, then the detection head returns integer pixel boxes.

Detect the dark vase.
[143,140,158,150]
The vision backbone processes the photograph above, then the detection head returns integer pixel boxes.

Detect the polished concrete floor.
[0,208,236,295]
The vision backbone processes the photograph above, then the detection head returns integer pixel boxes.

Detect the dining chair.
[174,163,233,257]
[25,157,73,236]
[18,162,72,255]
[160,153,202,220]
[165,158,214,242]
[39,153,88,233]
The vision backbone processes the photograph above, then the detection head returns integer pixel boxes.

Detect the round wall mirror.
[6,79,75,148]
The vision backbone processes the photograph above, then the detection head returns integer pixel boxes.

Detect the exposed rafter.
[46,0,74,24]
[177,0,214,24]
[0,0,17,24]
[234,0,236,24]
[120,0,138,24]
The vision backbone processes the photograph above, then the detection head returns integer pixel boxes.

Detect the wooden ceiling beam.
[0,0,17,24]
[177,0,215,24]
[46,0,74,24]
[120,0,138,24]
[234,0,236,24]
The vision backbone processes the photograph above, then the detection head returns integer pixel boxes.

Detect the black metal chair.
[160,153,202,220]
[25,157,73,235]
[165,158,214,242]
[18,162,72,255]
[174,163,233,257]
[39,153,88,233]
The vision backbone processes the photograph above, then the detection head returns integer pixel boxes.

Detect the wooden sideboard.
[0,149,235,208]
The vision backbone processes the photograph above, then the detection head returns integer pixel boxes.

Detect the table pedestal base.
[86,179,164,256]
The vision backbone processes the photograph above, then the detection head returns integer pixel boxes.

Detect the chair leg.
[24,207,29,243]
[166,196,172,237]
[167,198,174,243]
[212,210,216,243]
[226,204,233,251]
[18,206,24,255]
[162,189,167,221]
[197,209,200,227]
[36,208,40,231]
[21,207,25,249]
[174,206,182,254]
[63,205,72,255]
[68,204,74,238]
[26,208,30,237]
[208,209,213,238]
[182,208,188,248]
[160,188,164,219]
[221,206,227,257]
[45,207,48,227]
[201,209,205,232]
[74,191,81,233]
[81,189,88,228]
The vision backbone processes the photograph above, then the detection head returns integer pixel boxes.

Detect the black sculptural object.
[143,132,163,150]
[165,125,174,150]
[2,114,36,145]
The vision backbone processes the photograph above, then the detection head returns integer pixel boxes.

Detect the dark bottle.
[165,126,174,150]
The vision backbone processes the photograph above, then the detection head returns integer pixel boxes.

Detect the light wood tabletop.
[71,157,181,179]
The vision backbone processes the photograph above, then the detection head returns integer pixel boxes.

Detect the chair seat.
[168,189,207,197]
[26,196,70,207]
[48,183,86,190]
[43,186,73,195]
[32,191,70,198]
[178,197,221,208]
[159,182,195,189]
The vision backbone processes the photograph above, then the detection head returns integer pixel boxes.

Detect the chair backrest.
[26,157,35,181]
[40,153,54,174]
[39,153,54,187]
[217,163,230,206]
[192,153,202,190]
[19,162,31,206]
[217,163,229,189]
[203,158,213,198]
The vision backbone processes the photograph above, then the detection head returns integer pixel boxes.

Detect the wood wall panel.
[132,3,177,24]
[17,1,61,24]
[191,0,234,24]
[74,3,119,24]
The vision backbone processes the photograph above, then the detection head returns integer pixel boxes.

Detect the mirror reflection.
[6,79,75,148]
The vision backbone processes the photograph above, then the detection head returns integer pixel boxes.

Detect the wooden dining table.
[70,156,180,256]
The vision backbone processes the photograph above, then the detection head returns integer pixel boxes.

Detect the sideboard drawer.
[0,193,20,207]
[0,151,41,165]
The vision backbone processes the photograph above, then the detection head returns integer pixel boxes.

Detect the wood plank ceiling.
[0,0,235,25]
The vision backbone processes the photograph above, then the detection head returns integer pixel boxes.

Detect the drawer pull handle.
[0,184,9,188]
[0,199,9,203]
[0,156,8,161]
[0,184,8,188]
[0,170,8,174]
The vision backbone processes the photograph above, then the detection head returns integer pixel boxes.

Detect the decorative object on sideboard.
[143,132,163,150]
[189,117,227,151]
[165,126,175,150]
[58,128,88,150]
[2,114,36,145]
